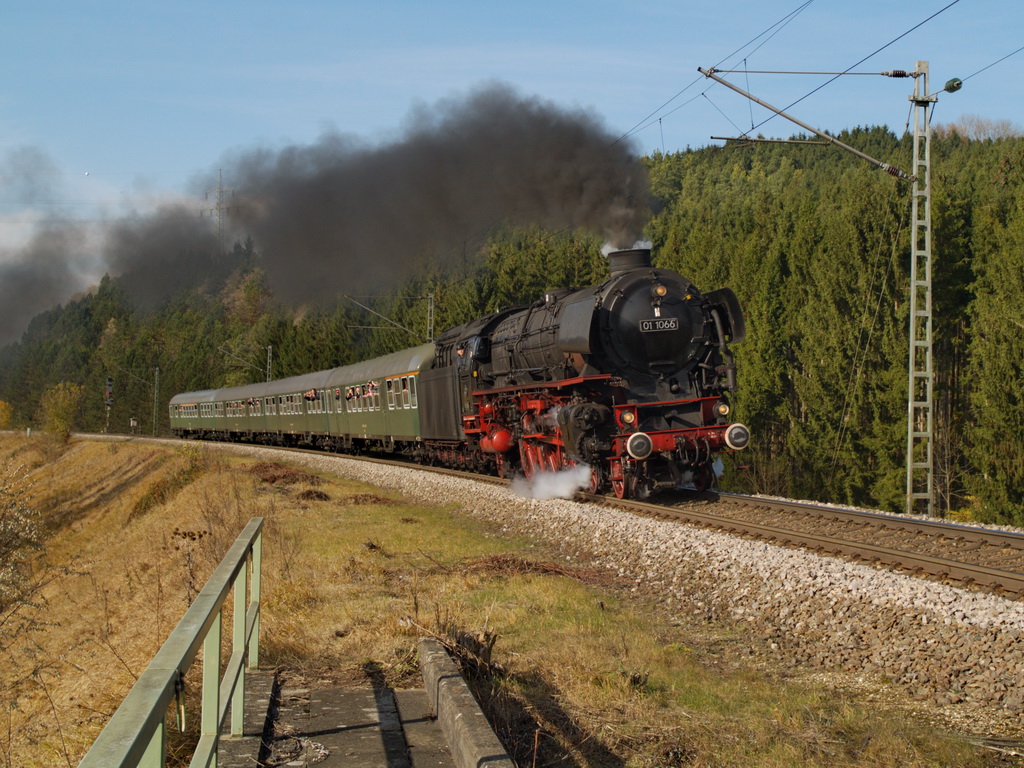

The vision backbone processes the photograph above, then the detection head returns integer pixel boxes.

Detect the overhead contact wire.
[613,0,815,145]
[746,0,964,137]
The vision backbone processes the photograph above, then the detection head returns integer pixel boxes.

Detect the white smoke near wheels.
[511,463,593,500]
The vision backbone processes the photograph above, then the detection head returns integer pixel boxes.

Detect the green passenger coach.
[169,343,434,453]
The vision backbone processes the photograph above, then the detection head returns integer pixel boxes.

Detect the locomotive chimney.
[607,247,652,277]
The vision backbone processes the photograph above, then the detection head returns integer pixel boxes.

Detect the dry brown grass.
[0,434,1008,768]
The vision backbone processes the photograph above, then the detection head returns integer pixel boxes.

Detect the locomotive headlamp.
[651,283,668,298]
[621,410,636,425]
[714,401,730,417]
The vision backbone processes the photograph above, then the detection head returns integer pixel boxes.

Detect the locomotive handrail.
[78,517,264,768]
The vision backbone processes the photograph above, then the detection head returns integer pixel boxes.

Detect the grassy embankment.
[0,434,1005,768]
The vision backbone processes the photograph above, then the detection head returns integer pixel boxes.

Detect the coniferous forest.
[1,126,1022,523]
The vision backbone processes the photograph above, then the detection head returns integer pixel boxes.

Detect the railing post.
[140,721,164,768]
[249,532,262,669]
[202,611,221,767]
[230,560,247,736]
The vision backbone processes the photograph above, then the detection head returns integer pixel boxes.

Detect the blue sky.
[1,0,1021,238]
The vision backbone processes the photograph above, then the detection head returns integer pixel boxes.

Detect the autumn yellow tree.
[0,400,12,430]
[40,382,86,443]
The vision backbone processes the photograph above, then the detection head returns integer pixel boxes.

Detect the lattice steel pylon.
[205,169,234,252]
[906,61,935,516]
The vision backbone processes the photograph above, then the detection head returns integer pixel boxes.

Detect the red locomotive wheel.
[693,463,716,491]
[519,441,540,480]
[543,444,560,473]
[610,461,628,499]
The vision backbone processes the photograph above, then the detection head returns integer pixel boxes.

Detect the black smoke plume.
[218,82,649,303]
[0,83,649,345]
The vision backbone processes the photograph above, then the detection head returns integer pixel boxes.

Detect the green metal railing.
[79,517,264,768]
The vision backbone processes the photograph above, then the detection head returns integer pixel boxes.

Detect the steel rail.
[612,496,1024,594]
[711,490,1024,549]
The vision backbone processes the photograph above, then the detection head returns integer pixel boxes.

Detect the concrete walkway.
[219,638,516,768]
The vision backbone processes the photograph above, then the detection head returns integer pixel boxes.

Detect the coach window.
[387,379,395,409]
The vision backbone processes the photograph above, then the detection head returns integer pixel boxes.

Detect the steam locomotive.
[169,247,749,498]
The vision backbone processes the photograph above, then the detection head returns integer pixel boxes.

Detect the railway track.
[305,447,1024,597]
[86,434,1024,596]
[594,489,1024,596]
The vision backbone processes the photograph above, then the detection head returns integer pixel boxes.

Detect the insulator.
[884,165,901,177]
[884,70,910,78]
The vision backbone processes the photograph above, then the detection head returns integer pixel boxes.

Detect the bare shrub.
[248,462,321,486]
[0,464,40,610]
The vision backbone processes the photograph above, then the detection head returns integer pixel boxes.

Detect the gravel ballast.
[213,444,1024,726]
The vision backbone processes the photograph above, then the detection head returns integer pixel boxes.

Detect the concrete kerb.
[418,637,517,768]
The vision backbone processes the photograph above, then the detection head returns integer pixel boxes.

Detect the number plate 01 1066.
[639,317,679,332]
